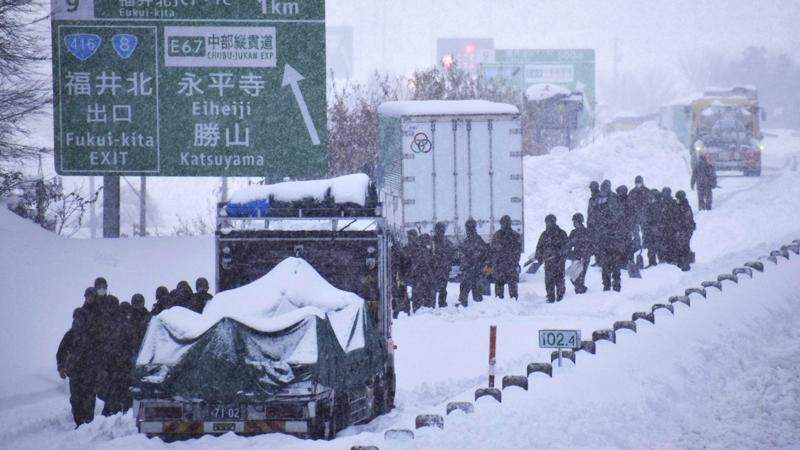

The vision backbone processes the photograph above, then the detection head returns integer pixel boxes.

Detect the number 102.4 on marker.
[538,329,581,349]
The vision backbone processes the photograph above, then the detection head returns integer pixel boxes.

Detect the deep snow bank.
[523,122,691,250]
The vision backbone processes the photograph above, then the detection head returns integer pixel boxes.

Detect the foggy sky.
[327,0,800,81]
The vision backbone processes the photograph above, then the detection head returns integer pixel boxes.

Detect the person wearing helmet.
[616,185,637,270]
[432,222,455,308]
[189,277,213,313]
[150,285,172,316]
[595,181,624,291]
[659,187,678,265]
[674,190,696,271]
[566,213,592,294]
[130,293,151,350]
[170,281,194,310]
[643,188,663,267]
[629,175,650,253]
[458,218,488,306]
[57,308,97,427]
[401,229,423,313]
[490,215,522,300]
[533,214,569,302]
[691,155,717,210]
[411,234,436,310]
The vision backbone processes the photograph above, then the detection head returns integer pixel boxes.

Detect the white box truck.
[377,100,524,247]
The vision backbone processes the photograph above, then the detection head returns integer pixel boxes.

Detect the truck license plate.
[213,422,236,432]
[210,404,241,420]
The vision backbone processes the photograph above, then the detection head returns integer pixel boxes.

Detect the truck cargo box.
[377,100,524,246]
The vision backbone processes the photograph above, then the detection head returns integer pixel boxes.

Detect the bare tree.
[0,0,50,163]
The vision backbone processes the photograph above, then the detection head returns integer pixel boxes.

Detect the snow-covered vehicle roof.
[524,83,572,101]
[228,173,371,207]
[378,100,519,117]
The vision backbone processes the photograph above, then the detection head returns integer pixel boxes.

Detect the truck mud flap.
[526,362,553,378]
[502,375,528,391]
[685,287,707,298]
[474,387,502,403]
[446,402,474,415]
[632,311,655,324]
[668,296,691,307]
[415,414,444,430]
[744,261,765,272]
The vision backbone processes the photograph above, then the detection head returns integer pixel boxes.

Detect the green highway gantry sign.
[51,0,327,178]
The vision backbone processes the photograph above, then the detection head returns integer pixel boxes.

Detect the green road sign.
[480,49,596,110]
[51,0,326,178]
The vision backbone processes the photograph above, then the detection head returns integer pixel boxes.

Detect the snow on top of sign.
[378,100,519,117]
[154,257,365,342]
[524,83,572,101]
[228,173,370,206]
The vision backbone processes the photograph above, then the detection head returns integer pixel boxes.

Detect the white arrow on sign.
[281,64,321,146]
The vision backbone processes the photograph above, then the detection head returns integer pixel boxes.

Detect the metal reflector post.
[488,325,497,387]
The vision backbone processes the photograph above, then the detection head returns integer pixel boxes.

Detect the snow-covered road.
[0,126,798,449]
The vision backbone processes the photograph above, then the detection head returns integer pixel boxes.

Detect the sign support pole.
[557,348,562,367]
[139,176,147,236]
[89,176,97,238]
[102,175,120,238]
[488,325,497,388]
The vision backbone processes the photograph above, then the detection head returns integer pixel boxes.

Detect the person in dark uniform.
[491,215,522,300]
[170,281,193,310]
[534,214,569,302]
[189,277,213,313]
[629,175,650,251]
[596,181,624,291]
[432,222,455,308]
[643,188,663,267]
[92,277,120,415]
[674,190,696,271]
[57,308,97,428]
[691,155,718,211]
[151,286,171,315]
[458,218,488,306]
[391,237,409,318]
[586,181,601,265]
[401,229,421,312]
[129,293,151,350]
[105,301,135,414]
[659,187,678,265]
[566,213,592,294]
[615,185,637,268]
[411,233,436,310]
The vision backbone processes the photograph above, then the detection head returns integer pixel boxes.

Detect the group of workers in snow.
[57,276,213,427]
[394,172,705,311]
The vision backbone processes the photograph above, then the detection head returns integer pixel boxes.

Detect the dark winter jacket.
[459,231,489,277]
[491,226,522,277]
[188,292,213,314]
[567,224,593,260]
[57,325,96,379]
[629,185,650,224]
[534,225,569,266]
[432,234,455,284]
[643,194,663,247]
[675,199,696,235]
[691,159,717,191]
[401,239,426,286]
[411,235,436,289]
[130,307,151,350]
